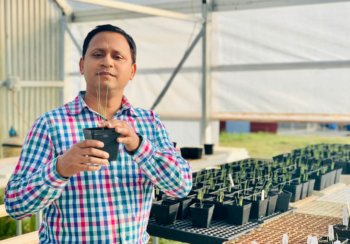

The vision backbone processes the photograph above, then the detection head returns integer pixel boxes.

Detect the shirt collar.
[67,91,138,118]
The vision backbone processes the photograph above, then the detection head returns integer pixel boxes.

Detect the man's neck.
[84,89,123,121]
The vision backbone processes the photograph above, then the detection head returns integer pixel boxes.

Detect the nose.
[100,55,113,68]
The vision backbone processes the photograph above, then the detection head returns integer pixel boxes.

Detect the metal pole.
[151,28,204,111]
[71,0,204,23]
[5,0,12,77]
[201,0,212,145]
[16,220,22,236]
[153,236,159,244]
[62,19,82,54]
[36,210,42,230]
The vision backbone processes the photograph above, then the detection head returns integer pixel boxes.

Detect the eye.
[92,53,102,57]
[114,55,122,59]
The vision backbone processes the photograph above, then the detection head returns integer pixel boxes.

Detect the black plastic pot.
[168,195,196,220]
[153,200,180,225]
[266,193,278,216]
[309,173,328,191]
[190,147,203,159]
[209,198,233,220]
[190,203,215,228]
[334,225,350,239]
[307,179,316,197]
[328,170,336,187]
[173,142,177,148]
[284,182,302,202]
[335,167,343,184]
[335,161,348,174]
[180,147,190,159]
[204,144,214,155]
[155,190,168,201]
[248,197,269,220]
[226,202,252,225]
[150,199,159,217]
[83,127,121,161]
[300,181,309,200]
[324,172,331,188]
[318,236,348,244]
[275,190,292,212]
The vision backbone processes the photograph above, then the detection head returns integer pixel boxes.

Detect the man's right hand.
[56,140,109,178]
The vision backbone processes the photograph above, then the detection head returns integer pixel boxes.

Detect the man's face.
[79,31,136,92]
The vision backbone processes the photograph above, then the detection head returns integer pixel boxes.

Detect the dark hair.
[82,24,137,64]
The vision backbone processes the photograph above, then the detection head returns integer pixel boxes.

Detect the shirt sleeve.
[4,115,69,220]
[129,113,192,198]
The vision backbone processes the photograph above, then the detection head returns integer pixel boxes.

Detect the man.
[5,24,192,244]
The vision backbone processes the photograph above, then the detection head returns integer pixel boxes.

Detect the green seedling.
[96,71,110,122]
[221,169,226,181]
[331,161,335,171]
[217,190,224,203]
[253,189,258,201]
[228,183,232,192]
[197,189,205,208]
[279,183,285,194]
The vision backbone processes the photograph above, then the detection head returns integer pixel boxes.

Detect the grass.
[1,132,349,242]
[220,132,350,157]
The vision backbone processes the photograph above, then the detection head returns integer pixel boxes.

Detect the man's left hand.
[97,120,141,153]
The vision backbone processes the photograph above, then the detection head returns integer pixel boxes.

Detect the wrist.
[125,134,142,154]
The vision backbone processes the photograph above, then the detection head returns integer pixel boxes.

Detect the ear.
[79,57,84,75]
[129,63,137,81]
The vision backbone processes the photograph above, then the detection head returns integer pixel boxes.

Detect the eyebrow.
[91,48,124,55]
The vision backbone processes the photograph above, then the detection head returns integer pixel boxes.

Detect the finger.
[115,127,129,135]
[81,148,109,159]
[78,164,102,172]
[117,136,131,144]
[96,121,110,127]
[81,155,109,166]
[106,121,125,129]
[78,140,104,149]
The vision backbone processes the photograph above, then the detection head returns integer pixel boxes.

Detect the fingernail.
[99,143,104,147]
[97,123,101,127]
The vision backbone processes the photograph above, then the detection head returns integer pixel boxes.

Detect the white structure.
[2,0,350,156]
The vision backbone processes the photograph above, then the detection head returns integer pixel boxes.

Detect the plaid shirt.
[5,91,192,244]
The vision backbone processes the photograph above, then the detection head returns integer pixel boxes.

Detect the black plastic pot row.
[151,187,292,228]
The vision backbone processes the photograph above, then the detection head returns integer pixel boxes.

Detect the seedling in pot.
[221,168,226,181]
[217,190,224,203]
[194,172,201,186]
[228,183,232,193]
[321,166,328,174]
[279,183,285,194]
[96,71,110,123]
[235,195,244,206]
[303,173,308,182]
[273,171,278,184]
[205,170,211,180]
[331,161,335,171]
[252,189,258,201]
[197,189,205,208]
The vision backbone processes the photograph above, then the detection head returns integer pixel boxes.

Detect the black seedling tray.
[147,209,293,244]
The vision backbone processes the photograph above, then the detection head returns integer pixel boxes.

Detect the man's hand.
[56,140,109,178]
[97,120,141,153]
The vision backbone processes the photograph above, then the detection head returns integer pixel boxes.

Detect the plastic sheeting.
[68,2,350,116]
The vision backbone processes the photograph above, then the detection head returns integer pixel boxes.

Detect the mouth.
[97,72,116,77]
